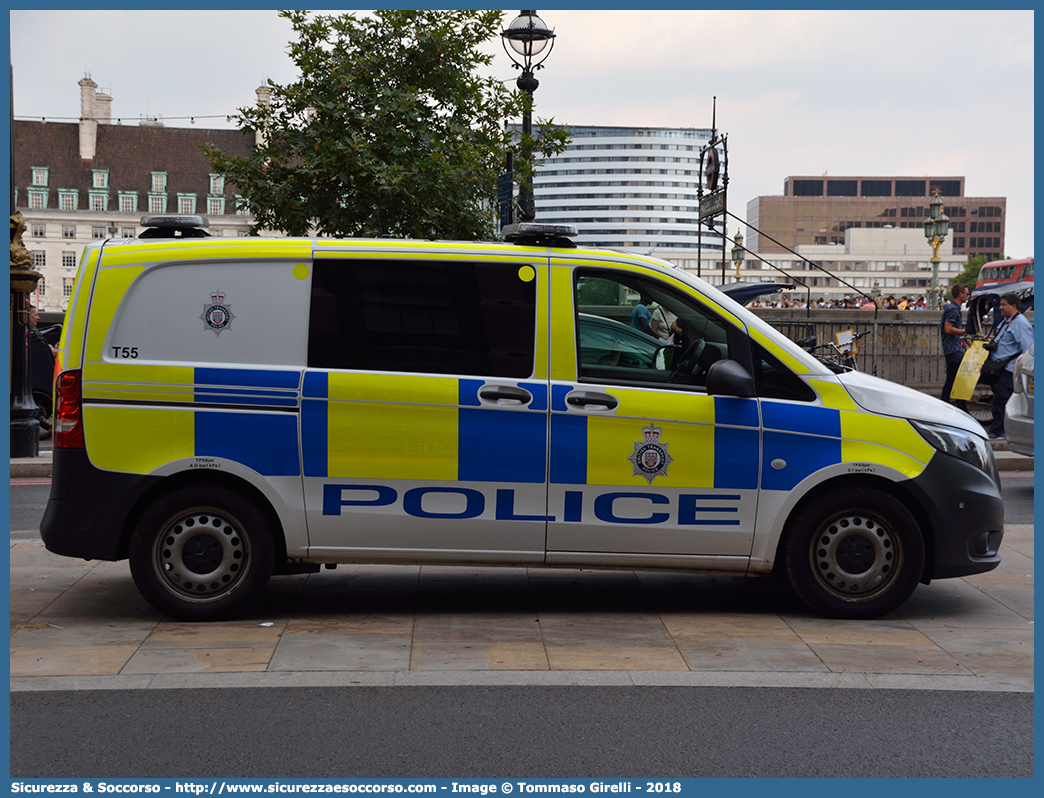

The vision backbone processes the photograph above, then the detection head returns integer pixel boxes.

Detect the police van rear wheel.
[784,488,924,619]
[129,486,275,621]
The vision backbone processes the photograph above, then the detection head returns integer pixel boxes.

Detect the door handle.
[478,385,533,405]
[566,390,619,410]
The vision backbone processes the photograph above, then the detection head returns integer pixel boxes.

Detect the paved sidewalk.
[10,525,1033,693]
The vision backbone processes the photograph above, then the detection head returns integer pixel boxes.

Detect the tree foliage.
[952,253,997,289]
[205,10,569,239]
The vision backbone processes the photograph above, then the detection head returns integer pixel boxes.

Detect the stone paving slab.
[9,533,1034,692]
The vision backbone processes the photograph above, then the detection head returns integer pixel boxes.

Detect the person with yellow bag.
[940,283,970,410]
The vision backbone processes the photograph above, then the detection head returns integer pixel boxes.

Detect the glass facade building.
[525,125,725,255]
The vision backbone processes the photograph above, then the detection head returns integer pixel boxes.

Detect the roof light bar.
[501,222,578,248]
[140,215,210,229]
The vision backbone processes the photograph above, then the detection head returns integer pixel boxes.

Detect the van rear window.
[308,259,537,378]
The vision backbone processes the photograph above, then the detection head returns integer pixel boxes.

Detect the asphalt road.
[1000,471,1035,523]
[9,480,51,539]
[9,686,1034,778]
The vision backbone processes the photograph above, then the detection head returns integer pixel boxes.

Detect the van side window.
[104,260,310,367]
[308,259,536,378]
[750,340,816,402]
[574,270,730,390]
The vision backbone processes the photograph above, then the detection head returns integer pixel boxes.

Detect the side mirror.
[706,359,755,397]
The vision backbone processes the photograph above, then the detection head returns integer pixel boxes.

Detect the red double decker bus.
[975,256,1034,289]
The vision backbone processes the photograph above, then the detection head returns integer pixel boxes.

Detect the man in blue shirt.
[940,283,969,410]
[631,292,655,337]
[987,292,1034,439]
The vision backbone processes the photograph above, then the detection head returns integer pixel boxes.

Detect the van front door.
[300,254,549,563]
[545,266,759,565]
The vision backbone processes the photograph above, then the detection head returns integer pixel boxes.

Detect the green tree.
[952,253,998,289]
[576,275,626,307]
[204,10,569,240]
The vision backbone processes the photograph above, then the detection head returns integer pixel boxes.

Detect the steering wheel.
[667,338,706,384]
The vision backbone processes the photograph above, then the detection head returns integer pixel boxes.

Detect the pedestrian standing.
[986,293,1034,439]
[940,283,969,410]
[630,291,655,336]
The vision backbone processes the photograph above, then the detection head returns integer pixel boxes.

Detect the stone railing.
[752,309,1033,392]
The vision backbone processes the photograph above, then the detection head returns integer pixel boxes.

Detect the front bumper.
[904,450,1004,580]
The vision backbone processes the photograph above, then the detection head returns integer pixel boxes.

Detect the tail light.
[54,369,85,449]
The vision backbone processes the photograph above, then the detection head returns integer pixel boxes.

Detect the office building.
[747,175,1005,260]
[735,226,965,303]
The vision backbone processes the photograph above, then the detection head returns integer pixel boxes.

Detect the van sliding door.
[300,254,550,562]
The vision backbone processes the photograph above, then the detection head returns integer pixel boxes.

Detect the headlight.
[911,420,998,481]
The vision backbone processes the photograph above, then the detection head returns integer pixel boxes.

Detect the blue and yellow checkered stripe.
[548,387,762,490]
[81,361,936,488]
[547,389,935,491]
[301,373,550,483]
[82,365,303,476]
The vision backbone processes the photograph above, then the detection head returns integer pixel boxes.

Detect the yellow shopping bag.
[951,340,990,401]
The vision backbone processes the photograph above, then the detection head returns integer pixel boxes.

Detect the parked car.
[1005,342,1034,456]
[41,216,1004,621]
[577,313,665,371]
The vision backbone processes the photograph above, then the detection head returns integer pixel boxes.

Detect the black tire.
[783,487,925,619]
[129,485,276,621]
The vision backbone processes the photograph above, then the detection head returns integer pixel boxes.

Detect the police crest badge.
[628,424,674,484]
[200,291,235,336]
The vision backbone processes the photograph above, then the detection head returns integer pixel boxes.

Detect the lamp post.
[731,229,744,282]
[923,189,949,309]
[501,10,555,222]
[11,64,43,457]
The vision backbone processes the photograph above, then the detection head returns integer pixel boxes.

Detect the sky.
[7,8,1035,259]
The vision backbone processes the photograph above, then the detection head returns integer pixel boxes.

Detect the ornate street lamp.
[731,229,744,282]
[11,64,43,457]
[923,190,949,309]
[10,212,42,457]
[501,10,555,222]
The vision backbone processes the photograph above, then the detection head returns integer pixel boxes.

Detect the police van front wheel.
[783,488,924,619]
[129,486,276,621]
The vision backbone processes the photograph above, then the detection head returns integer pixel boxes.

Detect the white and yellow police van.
[42,216,1004,621]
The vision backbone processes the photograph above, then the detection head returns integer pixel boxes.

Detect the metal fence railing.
[756,310,962,389]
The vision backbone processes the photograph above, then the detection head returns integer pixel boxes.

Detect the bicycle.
[796,329,872,372]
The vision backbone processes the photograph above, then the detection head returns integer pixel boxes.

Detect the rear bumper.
[41,449,158,561]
